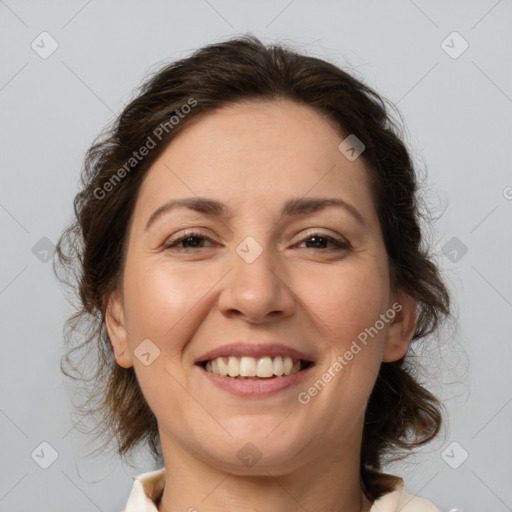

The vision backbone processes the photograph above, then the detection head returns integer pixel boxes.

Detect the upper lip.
[195,342,315,365]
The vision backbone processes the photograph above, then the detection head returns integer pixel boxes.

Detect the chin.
[201,428,310,475]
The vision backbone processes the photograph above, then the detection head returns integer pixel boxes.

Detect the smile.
[203,356,311,379]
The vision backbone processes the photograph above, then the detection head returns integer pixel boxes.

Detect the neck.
[157,437,372,512]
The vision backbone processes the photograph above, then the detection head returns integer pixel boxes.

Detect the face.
[106,99,416,474]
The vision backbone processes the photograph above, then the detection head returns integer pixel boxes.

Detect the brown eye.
[164,231,216,250]
[298,233,350,250]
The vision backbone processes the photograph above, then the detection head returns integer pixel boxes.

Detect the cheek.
[120,261,215,416]
[122,259,218,342]
[295,255,390,340]
[293,262,390,437]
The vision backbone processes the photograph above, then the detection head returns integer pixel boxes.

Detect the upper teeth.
[204,356,302,378]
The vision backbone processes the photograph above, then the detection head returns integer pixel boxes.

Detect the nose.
[217,241,296,324]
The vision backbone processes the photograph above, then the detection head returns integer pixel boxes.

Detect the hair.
[55,34,450,500]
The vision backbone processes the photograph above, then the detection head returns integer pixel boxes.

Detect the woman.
[56,35,451,511]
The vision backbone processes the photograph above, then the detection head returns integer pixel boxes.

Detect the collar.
[123,467,166,512]
[370,477,405,511]
[123,468,436,512]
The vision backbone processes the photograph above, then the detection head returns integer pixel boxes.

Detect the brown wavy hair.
[54,34,450,500]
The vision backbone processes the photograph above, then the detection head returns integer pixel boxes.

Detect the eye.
[296,232,350,251]
[163,230,217,250]
[162,230,350,252]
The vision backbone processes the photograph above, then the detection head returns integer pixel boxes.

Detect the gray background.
[1,1,511,511]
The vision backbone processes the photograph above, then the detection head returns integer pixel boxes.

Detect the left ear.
[382,291,417,362]
[105,289,133,369]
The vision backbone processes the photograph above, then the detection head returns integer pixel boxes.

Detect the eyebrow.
[144,196,366,231]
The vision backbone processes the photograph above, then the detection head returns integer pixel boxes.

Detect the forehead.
[133,98,378,227]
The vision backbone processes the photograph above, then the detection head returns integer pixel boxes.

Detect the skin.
[106,98,417,512]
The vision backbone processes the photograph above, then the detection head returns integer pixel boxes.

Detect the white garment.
[122,467,441,512]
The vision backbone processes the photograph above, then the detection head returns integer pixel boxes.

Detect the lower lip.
[197,364,313,397]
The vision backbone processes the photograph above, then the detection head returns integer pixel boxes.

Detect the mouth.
[200,355,313,379]
[194,343,315,397]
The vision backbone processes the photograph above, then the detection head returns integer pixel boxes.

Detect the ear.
[382,291,417,363]
[105,290,133,368]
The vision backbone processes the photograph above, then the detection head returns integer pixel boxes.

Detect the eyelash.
[163,230,350,251]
